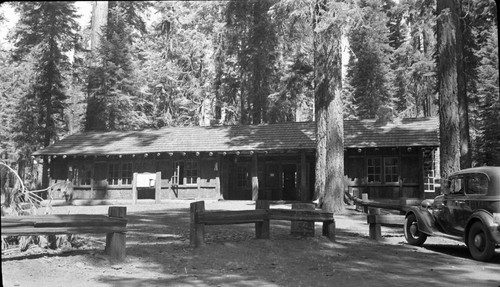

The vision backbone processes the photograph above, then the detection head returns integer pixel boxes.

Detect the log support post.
[105,206,127,262]
[251,154,259,201]
[255,200,270,239]
[132,172,138,205]
[155,171,161,204]
[368,207,382,240]
[300,151,308,201]
[190,201,205,247]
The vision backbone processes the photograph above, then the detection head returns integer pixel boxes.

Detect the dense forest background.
[0,0,498,189]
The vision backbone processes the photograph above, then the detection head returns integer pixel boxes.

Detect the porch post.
[155,171,161,204]
[418,148,425,199]
[251,153,259,201]
[300,151,308,201]
[132,172,138,205]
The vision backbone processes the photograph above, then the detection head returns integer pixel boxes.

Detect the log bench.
[190,200,335,247]
[1,206,127,261]
[366,208,405,240]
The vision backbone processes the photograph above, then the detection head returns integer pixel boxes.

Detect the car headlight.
[494,213,500,225]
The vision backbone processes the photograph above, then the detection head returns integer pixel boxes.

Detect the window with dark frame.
[237,165,250,188]
[72,163,91,186]
[367,158,382,183]
[384,157,399,183]
[108,162,133,186]
[173,160,198,186]
[367,157,399,183]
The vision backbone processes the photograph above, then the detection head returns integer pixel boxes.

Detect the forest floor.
[2,200,499,287]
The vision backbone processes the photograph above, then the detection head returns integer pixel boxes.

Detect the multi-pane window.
[121,162,133,185]
[72,164,91,186]
[367,157,399,183]
[384,157,399,183]
[423,149,436,192]
[367,158,382,183]
[185,160,198,184]
[173,160,198,186]
[108,162,133,186]
[237,166,250,188]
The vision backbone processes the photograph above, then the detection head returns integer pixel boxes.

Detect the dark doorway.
[282,164,297,200]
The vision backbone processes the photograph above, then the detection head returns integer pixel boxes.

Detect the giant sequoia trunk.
[457,2,471,169]
[91,1,108,52]
[314,0,344,213]
[437,0,461,179]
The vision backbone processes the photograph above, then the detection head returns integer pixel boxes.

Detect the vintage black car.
[404,166,500,261]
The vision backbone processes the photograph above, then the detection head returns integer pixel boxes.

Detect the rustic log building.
[33,117,439,203]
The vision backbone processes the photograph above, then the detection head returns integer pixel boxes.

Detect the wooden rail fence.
[1,206,128,261]
[190,200,335,247]
[366,207,405,240]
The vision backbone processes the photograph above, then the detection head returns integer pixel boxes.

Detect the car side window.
[466,173,488,195]
[449,177,465,194]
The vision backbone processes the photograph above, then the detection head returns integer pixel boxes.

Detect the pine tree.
[10,2,80,187]
[218,0,278,125]
[346,0,393,119]
[476,26,499,165]
[85,2,148,131]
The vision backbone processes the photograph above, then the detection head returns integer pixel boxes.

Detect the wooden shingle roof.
[34,117,439,156]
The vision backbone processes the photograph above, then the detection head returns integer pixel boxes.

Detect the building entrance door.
[282,164,297,200]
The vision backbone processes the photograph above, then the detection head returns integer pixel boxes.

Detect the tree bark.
[457,1,471,169]
[437,0,461,180]
[314,0,345,213]
[91,1,108,52]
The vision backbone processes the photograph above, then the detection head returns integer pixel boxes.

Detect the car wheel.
[404,213,427,246]
[467,222,495,261]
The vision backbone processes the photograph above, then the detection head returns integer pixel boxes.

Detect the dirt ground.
[2,200,499,287]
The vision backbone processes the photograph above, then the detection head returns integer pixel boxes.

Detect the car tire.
[404,213,427,246]
[467,222,495,262]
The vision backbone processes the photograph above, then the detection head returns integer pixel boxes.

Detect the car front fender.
[406,206,438,236]
[465,210,500,245]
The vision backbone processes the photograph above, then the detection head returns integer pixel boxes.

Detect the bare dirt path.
[2,200,499,287]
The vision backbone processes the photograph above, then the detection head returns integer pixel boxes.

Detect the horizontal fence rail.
[1,206,127,261]
[190,200,335,247]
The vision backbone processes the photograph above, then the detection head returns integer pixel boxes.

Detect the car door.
[437,175,466,236]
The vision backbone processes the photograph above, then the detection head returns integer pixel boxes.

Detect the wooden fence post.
[362,193,369,213]
[106,206,127,261]
[322,220,336,241]
[368,207,382,240]
[190,201,205,247]
[255,200,270,239]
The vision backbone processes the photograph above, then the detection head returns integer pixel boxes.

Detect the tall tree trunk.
[437,0,461,179]
[91,1,108,52]
[314,0,345,213]
[457,1,471,168]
